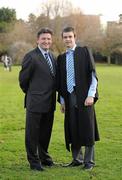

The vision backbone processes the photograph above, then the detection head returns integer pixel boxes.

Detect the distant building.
[107,14,122,35]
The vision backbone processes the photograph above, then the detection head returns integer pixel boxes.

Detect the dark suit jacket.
[19,47,56,113]
[57,46,99,151]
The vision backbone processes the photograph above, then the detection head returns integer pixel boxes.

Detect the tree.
[0,7,16,32]
[8,41,33,64]
[7,20,34,45]
[0,7,17,55]
[101,21,122,64]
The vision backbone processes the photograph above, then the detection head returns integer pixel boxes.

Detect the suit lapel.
[36,47,55,77]
[36,47,46,64]
[62,53,67,81]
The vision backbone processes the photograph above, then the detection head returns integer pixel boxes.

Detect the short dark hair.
[37,27,53,38]
[62,26,76,37]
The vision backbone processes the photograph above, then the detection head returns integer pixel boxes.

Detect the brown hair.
[37,28,53,38]
[62,26,76,37]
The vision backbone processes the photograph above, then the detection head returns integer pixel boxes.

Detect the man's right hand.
[60,104,65,113]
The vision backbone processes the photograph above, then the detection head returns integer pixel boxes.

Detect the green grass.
[0,64,122,180]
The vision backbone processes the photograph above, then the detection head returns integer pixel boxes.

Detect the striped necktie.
[44,53,54,75]
[66,50,74,93]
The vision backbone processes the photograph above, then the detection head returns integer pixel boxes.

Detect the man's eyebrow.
[63,35,72,38]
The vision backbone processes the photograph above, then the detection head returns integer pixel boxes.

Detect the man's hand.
[60,104,65,113]
[84,97,94,106]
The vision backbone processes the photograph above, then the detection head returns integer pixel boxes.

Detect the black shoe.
[62,159,83,167]
[30,164,44,171]
[41,160,54,167]
[83,163,94,170]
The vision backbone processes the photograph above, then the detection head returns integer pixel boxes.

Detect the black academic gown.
[57,46,100,151]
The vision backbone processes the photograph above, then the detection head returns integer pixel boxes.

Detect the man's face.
[62,31,76,49]
[37,33,52,50]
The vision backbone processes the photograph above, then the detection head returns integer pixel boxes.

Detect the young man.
[57,27,100,170]
[19,28,56,171]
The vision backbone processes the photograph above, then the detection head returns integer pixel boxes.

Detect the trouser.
[25,110,54,166]
[71,145,94,165]
[68,91,95,165]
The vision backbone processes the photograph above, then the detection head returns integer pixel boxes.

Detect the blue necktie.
[66,50,74,93]
[44,53,54,75]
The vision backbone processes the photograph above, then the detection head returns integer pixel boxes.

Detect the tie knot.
[44,53,49,58]
[66,49,74,54]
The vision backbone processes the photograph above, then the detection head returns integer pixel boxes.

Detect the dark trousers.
[25,110,54,166]
[69,91,95,165]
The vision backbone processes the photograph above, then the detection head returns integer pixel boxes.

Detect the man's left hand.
[84,97,94,106]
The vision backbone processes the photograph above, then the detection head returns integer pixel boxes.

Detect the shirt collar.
[38,45,49,56]
[66,44,77,53]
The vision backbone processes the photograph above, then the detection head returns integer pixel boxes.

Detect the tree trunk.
[107,55,111,65]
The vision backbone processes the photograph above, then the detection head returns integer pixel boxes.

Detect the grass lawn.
[0,64,122,180]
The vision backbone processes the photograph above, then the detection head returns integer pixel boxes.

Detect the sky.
[0,0,122,22]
